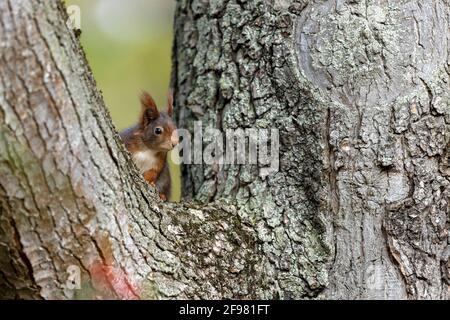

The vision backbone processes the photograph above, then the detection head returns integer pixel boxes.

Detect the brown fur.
[120,91,178,200]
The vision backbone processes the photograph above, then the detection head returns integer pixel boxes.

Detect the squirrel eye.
[154,127,163,135]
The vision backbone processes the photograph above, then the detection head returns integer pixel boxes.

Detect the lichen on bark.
[0,0,449,300]
[172,0,330,298]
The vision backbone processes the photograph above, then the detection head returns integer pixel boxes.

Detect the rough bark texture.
[172,0,329,299]
[172,0,450,299]
[0,0,237,300]
[0,0,164,299]
[296,0,450,299]
[0,0,449,300]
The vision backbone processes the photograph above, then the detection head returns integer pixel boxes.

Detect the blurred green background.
[66,0,180,201]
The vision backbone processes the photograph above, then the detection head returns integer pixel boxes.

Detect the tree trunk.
[172,0,450,299]
[0,0,449,300]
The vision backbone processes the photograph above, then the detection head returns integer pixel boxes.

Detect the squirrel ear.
[139,91,159,127]
[167,90,174,117]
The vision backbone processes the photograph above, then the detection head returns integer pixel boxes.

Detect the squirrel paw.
[159,193,167,201]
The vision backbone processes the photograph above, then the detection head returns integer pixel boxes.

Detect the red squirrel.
[119,91,179,201]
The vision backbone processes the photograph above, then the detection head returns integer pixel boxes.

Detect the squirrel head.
[137,91,179,152]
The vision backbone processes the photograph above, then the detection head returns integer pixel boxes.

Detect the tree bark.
[0,0,449,300]
[172,0,450,299]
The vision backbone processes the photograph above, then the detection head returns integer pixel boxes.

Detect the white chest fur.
[132,150,159,173]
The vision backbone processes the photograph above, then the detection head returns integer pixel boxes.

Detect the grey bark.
[172,0,450,299]
[0,0,448,300]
